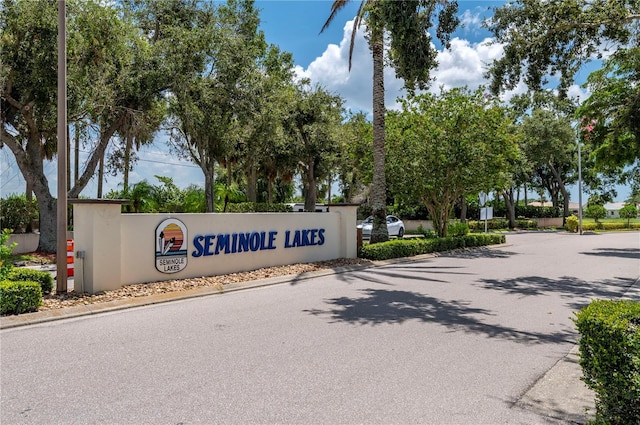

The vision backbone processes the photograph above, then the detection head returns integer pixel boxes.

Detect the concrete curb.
[0,262,382,330]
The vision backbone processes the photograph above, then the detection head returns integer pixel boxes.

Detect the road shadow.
[438,247,519,259]
[328,264,473,286]
[580,247,640,260]
[304,288,574,345]
[477,275,636,309]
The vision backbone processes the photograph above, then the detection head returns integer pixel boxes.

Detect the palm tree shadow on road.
[304,288,574,345]
[477,275,637,310]
[580,247,640,260]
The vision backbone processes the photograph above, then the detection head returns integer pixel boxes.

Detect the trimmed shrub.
[468,219,510,231]
[580,222,640,231]
[1,228,17,280]
[360,234,505,261]
[0,195,38,233]
[566,215,579,233]
[447,222,470,237]
[0,280,43,315]
[8,268,54,294]
[574,300,640,425]
[515,219,538,229]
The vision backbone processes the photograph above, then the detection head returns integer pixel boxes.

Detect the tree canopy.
[386,88,518,237]
[486,0,640,172]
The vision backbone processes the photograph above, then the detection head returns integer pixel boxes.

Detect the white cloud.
[295,20,407,115]
[297,22,516,115]
[460,9,482,30]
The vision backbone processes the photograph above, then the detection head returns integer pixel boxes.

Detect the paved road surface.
[1,232,639,424]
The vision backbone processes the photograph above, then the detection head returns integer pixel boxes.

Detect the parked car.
[357,215,405,238]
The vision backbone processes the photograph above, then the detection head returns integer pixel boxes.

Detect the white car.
[357,215,405,238]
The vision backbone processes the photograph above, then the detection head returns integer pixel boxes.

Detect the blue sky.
[0,1,631,202]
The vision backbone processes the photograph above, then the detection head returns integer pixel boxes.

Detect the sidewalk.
[3,257,639,424]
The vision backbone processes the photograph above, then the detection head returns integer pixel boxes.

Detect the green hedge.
[0,280,43,315]
[580,222,640,231]
[0,194,38,233]
[574,300,640,424]
[8,268,54,294]
[360,234,506,260]
[227,203,293,213]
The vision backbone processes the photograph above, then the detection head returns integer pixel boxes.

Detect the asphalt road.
[1,231,639,425]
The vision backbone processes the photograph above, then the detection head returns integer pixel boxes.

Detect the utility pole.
[56,0,68,292]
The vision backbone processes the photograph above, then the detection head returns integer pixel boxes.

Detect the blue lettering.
[215,234,230,255]
[318,228,325,245]
[268,231,277,249]
[231,233,238,253]
[204,235,215,256]
[310,229,318,245]
[284,230,292,248]
[249,232,260,252]
[238,233,250,252]
[192,235,205,257]
[259,231,268,250]
[302,229,311,246]
[293,230,302,247]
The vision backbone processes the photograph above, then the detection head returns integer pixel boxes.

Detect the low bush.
[580,222,640,231]
[0,195,38,233]
[8,268,54,294]
[447,222,469,237]
[515,219,538,229]
[1,228,17,280]
[0,280,43,315]
[566,215,579,233]
[573,300,640,424]
[360,234,505,261]
[417,224,436,238]
[468,219,510,231]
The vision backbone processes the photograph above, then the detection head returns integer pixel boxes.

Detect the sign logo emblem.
[155,218,188,274]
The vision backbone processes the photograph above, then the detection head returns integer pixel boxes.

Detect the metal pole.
[56,0,68,292]
[578,140,583,235]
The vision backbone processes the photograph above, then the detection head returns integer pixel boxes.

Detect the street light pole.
[56,0,68,292]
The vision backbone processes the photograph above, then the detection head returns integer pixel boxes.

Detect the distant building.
[602,202,633,218]
[528,201,581,214]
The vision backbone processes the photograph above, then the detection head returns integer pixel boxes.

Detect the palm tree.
[321,0,460,244]
[321,0,388,243]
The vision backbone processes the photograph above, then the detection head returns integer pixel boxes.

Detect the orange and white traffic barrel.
[67,239,74,277]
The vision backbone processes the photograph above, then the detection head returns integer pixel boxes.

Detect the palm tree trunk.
[123,134,133,194]
[97,153,104,198]
[369,29,388,244]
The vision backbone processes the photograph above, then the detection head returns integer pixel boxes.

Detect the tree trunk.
[267,176,274,204]
[548,164,570,223]
[74,123,80,186]
[459,196,467,222]
[25,180,34,233]
[97,153,104,198]
[369,29,388,244]
[502,189,517,229]
[204,160,215,213]
[246,162,257,203]
[123,134,133,194]
[303,158,316,212]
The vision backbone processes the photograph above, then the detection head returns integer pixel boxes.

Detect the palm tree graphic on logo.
[158,223,183,256]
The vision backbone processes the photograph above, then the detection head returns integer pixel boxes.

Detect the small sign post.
[479,192,489,233]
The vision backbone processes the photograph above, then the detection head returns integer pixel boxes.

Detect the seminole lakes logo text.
[155,218,188,273]
[155,218,328,274]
